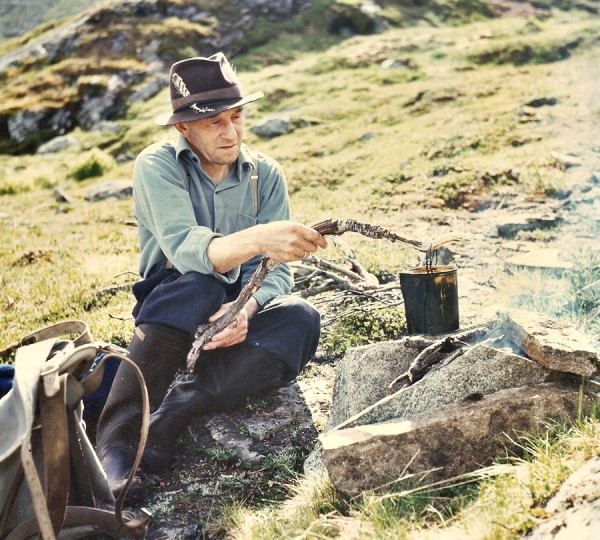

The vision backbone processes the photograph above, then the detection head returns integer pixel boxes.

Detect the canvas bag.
[0,321,151,539]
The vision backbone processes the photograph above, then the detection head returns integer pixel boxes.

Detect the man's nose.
[221,119,239,138]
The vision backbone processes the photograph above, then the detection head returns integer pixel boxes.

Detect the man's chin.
[218,146,240,162]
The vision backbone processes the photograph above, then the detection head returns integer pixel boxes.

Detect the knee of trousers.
[267,295,321,337]
[134,272,228,334]
[250,296,321,375]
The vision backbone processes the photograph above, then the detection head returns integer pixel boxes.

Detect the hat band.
[172,86,243,112]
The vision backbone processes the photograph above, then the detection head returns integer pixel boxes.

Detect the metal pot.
[399,265,459,335]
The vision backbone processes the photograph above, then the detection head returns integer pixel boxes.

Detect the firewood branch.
[312,218,464,252]
[186,257,278,372]
[387,325,491,392]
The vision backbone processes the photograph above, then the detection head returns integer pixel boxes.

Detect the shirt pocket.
[235,212,258,231]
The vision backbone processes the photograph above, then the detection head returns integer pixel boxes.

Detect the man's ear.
[174,122,188,137]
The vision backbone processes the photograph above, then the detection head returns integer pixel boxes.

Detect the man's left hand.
[202,298,259,350]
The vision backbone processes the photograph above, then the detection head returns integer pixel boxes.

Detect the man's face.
[176,106,245,169]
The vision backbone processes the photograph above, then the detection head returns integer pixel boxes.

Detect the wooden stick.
[388,325,491,391]
[185,257,278,372]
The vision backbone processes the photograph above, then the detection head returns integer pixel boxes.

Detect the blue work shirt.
[133,135,293,307]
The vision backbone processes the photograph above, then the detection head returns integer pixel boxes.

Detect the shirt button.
[216,227,221,233]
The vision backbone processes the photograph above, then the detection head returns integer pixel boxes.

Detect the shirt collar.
[175,134,193,162]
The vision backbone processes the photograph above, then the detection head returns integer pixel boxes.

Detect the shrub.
[71,153,108,181]
[322,305,406,360]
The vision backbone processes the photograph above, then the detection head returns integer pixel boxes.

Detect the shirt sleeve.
[133,142,240,283]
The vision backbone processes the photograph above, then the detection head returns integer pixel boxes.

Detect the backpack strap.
[39,374,70,536]
[0,321,92,361]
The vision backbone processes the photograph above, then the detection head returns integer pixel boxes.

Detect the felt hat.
[155,52,263,126]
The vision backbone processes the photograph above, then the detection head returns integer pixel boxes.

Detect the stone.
[53,187,73,204]
[77,75,128,130]
[250,116,293,138]
[95,121,123,135]
[243,384,313,441]
[525,97,558,107]
[7,111,47,144]
[505,248,574,273]
[550,152,582,169]
[380,58,411,70]
[335,344,553,431]
[359,132,378,142]
[528,457,600,539]
[37,135,78,154]
[205,413,263,463]
[321,382,595,494]
[84,180,132,202]
[325,339,418,431]
[499,309,599,376]
[328,0,382,36]
[496,213,563,238]
[128,76,166,104]
[303,442,328,478]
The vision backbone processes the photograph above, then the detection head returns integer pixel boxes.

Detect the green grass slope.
[0,0,107,40]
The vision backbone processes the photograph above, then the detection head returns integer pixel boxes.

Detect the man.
[95,52,327,501]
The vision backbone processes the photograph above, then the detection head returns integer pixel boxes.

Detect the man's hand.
[202,298,260,350]
[255,222,328,263]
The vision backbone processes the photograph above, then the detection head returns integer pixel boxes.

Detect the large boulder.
[325,339,417,431]
[329,343,554,431]
[322,382,596,494]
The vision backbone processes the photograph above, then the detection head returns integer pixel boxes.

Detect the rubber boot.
[95,323,193,501]
[141,344,287,473]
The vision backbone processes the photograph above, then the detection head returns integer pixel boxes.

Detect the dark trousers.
[132,269,321,377]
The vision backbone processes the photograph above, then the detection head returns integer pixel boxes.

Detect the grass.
[496,249,600,339]
[0,3,598,538]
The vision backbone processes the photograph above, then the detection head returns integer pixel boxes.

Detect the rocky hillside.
[2,0,597,155]
[0,0,105,40]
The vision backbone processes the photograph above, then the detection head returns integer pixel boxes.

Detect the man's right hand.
[255,221,328,263]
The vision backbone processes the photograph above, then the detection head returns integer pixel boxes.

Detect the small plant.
[246,397,267,412]
[203,444,239,467]
[0,178,30,196]
[321,305,405,361]
[70,153,108,181]
[434,173,475,208]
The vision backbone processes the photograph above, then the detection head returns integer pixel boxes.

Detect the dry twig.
[387,324,491,391]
